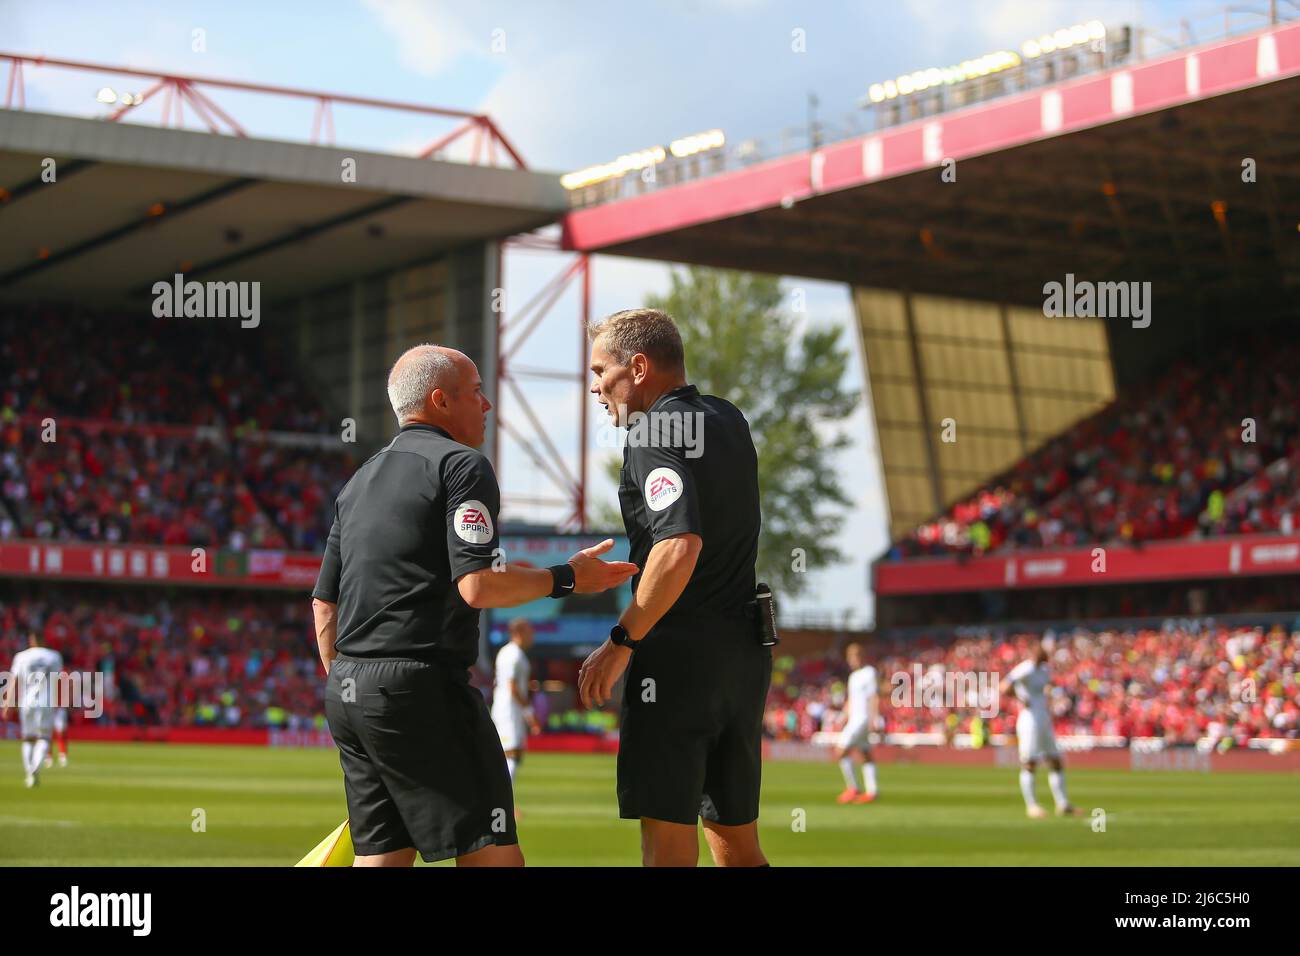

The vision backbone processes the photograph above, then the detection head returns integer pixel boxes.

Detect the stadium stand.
[3,307,1297,749]
[5,570,1296,749]
[0,309,353,552]
[0,305,359,730]
[1,310,337,432]
[893,338,1300,558]
[3,422,280,548]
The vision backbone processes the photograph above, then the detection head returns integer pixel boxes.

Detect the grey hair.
[387,345,458,423]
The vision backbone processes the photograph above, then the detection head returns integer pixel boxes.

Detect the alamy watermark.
[596,403,704,458]
[0,670,105,718]
[1042,273,1150,328]
[50,886,150,936]
[890,665,999,718]
[152,273,260,328]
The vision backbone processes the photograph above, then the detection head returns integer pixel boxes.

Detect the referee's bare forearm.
[457,565,554,608]
[312,598,338,673]
[459,542,637,608]
[618,533,702,640]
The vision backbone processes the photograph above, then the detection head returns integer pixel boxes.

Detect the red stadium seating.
[893,339,1300,558]
[0,309,353,553]
[767,623,1300,745]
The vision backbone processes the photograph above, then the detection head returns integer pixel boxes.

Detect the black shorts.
[617,613,773,827]
[324,655,517,862]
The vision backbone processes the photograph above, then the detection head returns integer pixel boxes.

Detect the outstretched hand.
[567,538,638,594]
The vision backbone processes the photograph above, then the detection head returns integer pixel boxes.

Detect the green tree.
[597,266,858,597]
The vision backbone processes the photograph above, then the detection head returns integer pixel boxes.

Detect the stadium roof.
[563,22,1300,312]
[0,110,568,307]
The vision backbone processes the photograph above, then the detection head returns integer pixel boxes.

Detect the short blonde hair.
[588,308,685,373]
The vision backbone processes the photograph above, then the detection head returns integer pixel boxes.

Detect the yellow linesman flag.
[295,819,354,867]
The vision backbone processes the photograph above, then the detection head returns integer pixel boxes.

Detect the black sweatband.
[547,563,576,598]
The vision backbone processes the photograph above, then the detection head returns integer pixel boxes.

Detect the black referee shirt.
[312,423,500,668]
[617,384,760,617]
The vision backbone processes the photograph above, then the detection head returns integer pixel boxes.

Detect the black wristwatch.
[609,623,639,649]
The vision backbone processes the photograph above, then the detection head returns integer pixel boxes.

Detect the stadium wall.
[876,533,1300,596]
[287,240,500,461]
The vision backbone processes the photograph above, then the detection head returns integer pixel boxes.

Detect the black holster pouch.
[746,583,780,647]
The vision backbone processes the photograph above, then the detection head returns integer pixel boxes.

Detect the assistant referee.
[578,309,771,867]
[312,344,636,867]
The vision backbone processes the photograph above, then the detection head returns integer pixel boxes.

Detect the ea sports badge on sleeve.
[295,818,354,867]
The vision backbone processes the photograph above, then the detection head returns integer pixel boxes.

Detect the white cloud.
[477,49,616,170]
[361,0,481,78]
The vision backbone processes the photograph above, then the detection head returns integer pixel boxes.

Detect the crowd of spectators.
[0,585,325,731]
[234,441,352,553]
[0,309,354,553]
[765,621,1300,747]
[8,578,1293,748]
[0,310,337,433]
[1208,449,1300,539]
[0,421,351,552]
[894,341,1300,558]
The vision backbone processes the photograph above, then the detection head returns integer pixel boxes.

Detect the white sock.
[506,757,518,784]
[1019,769,1039,808]
[862,762,878,796]
[31,739,49,772]
[21,741,33,774]
[1048,770,1069,807]
[839,758,858,790]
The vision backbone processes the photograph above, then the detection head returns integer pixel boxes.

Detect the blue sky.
[11,0,1211,624]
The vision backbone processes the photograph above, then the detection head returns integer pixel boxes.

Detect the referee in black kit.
[578,309,773,867]
[311,344,637,867]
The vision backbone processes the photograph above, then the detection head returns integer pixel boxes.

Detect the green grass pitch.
[2,742,1297,866]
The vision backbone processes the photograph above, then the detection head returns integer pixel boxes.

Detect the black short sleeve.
[312,508,342,602]
[443,450,502,580]
[626,441,702,544]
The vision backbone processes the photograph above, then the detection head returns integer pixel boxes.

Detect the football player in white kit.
[492,619,539,792]
[833,643,880,804]
[1000,638,1075,818]
[3,633,63,788]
